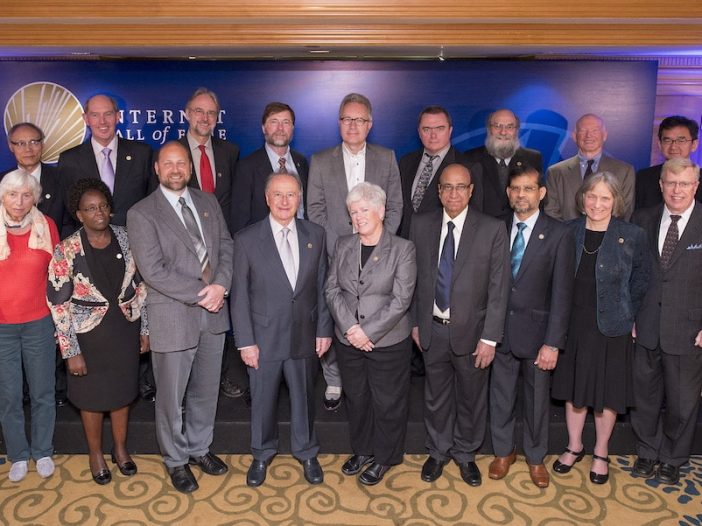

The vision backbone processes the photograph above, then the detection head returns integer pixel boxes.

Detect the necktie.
[435,221,455,312]
[178,197,211,282]
[584,159,595,179]
[498,159,509,190]
[411,154,438,212]
[279,227,296,288]
[101,147,115,193]
[278,157,288,174]
[511,222,527,278]
[660,214,681,269]
[198,144,215,193]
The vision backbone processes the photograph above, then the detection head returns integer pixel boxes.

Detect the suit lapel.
[360,228,392,280]
[113,138,131,196]
[667,203,702,269]
[258,218,295,293]
[80,142,101,180]
[211,138,228,200]
[452,208,477,284]
[513,213,547,282]
[295,219,312,294]
[155,189,199,258]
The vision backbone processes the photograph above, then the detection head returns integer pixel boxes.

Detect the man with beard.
[465,109,542,218]
[232,102,309,233]
[545,113,635,221]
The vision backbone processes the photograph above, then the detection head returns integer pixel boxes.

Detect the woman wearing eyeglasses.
[47,178,148,485]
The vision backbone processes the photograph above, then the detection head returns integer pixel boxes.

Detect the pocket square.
[686,243,702,250]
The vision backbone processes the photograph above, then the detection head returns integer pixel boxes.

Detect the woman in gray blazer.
[325,182,416,486]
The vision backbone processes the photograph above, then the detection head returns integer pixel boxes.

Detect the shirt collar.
[91,135,118,155]
[342,142,366,158]
[269,214,297,236]
[187,132,212,152]
[442,205,468,231]
[513,209,540,230]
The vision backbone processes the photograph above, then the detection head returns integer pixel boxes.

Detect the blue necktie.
[435,221,455,311]
[511,222,527,278]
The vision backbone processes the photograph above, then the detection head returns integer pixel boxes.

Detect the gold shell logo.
[4,82,86,164]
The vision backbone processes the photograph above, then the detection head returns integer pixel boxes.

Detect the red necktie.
[198,144,215,193]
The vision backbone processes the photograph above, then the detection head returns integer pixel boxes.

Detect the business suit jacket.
[633,203,702,355]
[464,146,543,219]
[231,218,332,361]
[58,138,156,227]
[635,164,702,210]
[545,154,635,221]
[126,187,234,352]
[501,213,575,359]
[307,143,403,256]
[325,228,416,347]
[398,146,484,238]
[231,146,309,233]
[410,207,510,354]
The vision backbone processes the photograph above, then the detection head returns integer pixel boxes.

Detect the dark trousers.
[336,337,411,466]
[423,321,489,464]
[631,344,702,467]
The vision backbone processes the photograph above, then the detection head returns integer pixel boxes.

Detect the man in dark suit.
[630,157,702,485]
[488,165,575,488]
[545,113,635,221]
[232,172,332,487]
[232,102,309,233]
[464,109,542,218]
[307,92,403,411]
[178,87,239,234]
[635,115,701,210]
[127,141,233,494]
[410,163,510,487]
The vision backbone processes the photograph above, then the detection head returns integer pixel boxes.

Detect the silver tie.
[280,227,296,288]
[178,197,211,281]
[101,147,115,193]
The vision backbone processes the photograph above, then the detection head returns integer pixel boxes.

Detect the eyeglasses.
[661,181,697,190]
[490,123,517,131]
[269,191,299,201]
[420,125,448,134]
[81,203,111,214]
[439,183,471,194]
[10,139,42,148]
[660,137,694,146]
[190,107,218,119]
[340,117,371,126]
[508,185,539,193]
[266,118,293,127]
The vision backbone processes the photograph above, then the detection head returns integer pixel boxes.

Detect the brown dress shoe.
[488,450,517,480]
[528,463,550,488]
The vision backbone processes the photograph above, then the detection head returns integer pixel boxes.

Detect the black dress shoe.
[552,447,585,474]
[589,454,610,484]
[168,464,199,493]
[220,378,245,398]
[421,457,447,482]
[140,386,156,402]
[189,452,228,475]
[55,396,68,407]
[359,463,390,486]
[92,468,112,485]
[633,457,657,478]
[656,463,680,485]
[111,451,137,476]
[301,457,324,485]
[323,393,342,411]
[247,459,268,487]
[342,455,375,476]
[458,461,482,487]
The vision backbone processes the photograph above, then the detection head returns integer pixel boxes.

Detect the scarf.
[0,205,54,260]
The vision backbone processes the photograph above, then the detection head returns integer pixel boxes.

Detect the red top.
[0,217,59,324]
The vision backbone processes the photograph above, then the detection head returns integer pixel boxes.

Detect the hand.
[240,345,260,370]
[411,327,423,351]
[316,337,332,357]
[695,330,702,347]
[197,284,226,312]
[139,335,150,354]
[66,354,87,376]
[534,344,558,370]
[473,340,495,369]
[346,324,374,351]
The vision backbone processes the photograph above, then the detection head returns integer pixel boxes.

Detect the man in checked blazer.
[307,92,403,410]
[127,141,233,494]
[630,157,702,486]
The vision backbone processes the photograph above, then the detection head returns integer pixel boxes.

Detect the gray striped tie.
[179,197,211,282]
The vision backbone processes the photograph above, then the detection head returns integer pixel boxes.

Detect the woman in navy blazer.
[551,172,650,484]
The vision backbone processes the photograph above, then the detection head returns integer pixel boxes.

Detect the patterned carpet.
[1,454,701,525]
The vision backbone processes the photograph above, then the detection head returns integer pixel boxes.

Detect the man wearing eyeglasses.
[635,115,701,210]
[465,109,542,219]
[307,92,403,411]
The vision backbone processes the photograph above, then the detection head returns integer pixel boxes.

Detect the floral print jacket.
[47,225,148,359]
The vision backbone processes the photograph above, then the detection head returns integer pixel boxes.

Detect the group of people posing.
[0,88,700,496]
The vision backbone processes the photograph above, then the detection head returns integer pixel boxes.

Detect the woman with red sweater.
[0,169,59,482]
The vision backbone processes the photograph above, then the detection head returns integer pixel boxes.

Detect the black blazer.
[231,146,309,234]
[633,203,702,355]
[398,145,483,239]
[500,212,575,358]
[635,164,702,210]
[57,138,156,228]
[179,135,239,234]
[464,145,543,219]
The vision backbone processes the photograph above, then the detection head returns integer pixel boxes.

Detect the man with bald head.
[465,109,543,218]
[545,113,635,221]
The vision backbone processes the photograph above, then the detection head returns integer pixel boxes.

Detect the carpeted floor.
[1,454,701,525]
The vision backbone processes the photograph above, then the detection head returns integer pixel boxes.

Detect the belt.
[432,316,450,325]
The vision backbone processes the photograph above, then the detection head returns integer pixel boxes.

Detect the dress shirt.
[264,143,298,176]
[491,155,513,166]
[91,136,118,182]
[186,132,216,190]
[658,202,695,255]
[410,144,450,196]
[159,185,206,240]
[269,215,300,276]
[510,210,540,250]
[342,142,366,192]
[578,152,602,178]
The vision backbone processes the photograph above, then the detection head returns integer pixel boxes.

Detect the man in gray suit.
[410,163,510,487]
[545,113,635,221]
[127,141,233,494]
[307,92,403,410]
[232,172,332,487]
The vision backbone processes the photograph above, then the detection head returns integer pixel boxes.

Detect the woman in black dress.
[47,179,148,485]
[551,172,650,484]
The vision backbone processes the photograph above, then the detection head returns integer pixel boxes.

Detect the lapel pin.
[116,253,123,259]
[618,237,624,244]
[307,243,313,249]
[45,193,51,200]
[373,256,379,262]
[126,155,132,161]
[538,233,544,240]
[516,161,522,166]
[217,172,222,178]
[203,212,209,218]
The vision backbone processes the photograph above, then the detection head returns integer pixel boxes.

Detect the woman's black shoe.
[552,447,585,474]
[589,454,610,484]
[92,468,112,485]
[111,451,137,476]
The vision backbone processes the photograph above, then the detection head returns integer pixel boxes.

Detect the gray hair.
[346,182,386,211]
[338,93,372,120]
[662,157,700,181]
[264,172,303,193]
[0,169,41,204]
[575,171,626,218]
[186,87,220,112]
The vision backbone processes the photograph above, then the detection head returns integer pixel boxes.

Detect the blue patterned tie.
[511,222,527,278]
[435,221,455,311]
